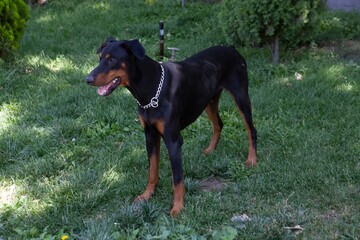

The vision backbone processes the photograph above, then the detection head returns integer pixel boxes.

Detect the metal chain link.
[136,64,164,109]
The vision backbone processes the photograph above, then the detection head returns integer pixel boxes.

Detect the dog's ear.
[96,37,116,54]
[121,39,145,60]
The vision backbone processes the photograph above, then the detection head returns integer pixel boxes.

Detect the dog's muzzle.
[86,75,95,85]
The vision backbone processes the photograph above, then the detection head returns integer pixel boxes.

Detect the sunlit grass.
[101,168,125,185]
[35,12,55,24]
[0,183,18,208]
[0,180,57,220]
[0,102,21,132]
[326,64,346,78]
[335,82,355,92]
[26,54,76,73]
[92,2,111,11]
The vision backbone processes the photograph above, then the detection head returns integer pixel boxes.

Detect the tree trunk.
[271,34,280,65]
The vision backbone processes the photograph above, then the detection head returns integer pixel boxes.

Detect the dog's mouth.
[97,78,121,96]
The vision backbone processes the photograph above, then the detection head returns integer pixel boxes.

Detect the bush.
[317,10,360,41]
[219,0,325,64]
[0,0,30,59]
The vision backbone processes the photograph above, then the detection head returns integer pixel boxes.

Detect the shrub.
[219,0,325,64]
[317,10,360,41]
[0,0,30,59]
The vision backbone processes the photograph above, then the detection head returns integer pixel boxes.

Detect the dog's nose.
[86,75,95,85]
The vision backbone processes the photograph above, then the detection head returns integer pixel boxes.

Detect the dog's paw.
[203,147,213,155]
[245,157,257,167]
[134,191,153,202]
[170,200,184,217]
[170,206,183,217]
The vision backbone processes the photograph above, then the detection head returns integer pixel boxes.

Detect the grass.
[1,0,359,239]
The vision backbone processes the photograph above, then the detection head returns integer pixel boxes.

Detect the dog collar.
[136,64,164,109]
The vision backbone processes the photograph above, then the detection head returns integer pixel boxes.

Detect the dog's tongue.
[98,78,121,96]
[98,85,111,96]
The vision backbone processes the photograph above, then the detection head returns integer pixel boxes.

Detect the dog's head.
[85,38,145,96]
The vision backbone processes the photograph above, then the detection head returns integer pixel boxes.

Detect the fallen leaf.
[284,224,304,234]
[295,72,303,80]
[231,214,251,222]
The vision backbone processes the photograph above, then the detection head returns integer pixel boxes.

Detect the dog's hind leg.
[235,94,257,167]
[224,69,257,167]
[204,92,223,154]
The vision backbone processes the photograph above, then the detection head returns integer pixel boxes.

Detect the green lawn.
[0,0,359,239]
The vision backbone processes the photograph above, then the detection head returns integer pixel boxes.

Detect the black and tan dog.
[86,38,257,216]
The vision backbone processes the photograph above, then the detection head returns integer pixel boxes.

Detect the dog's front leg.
[163,132,185,217]
[135,126,160,202]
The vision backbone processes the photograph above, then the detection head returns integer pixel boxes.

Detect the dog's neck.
[126,56,164,108]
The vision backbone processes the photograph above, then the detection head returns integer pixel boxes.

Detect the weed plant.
[0,0,359,239]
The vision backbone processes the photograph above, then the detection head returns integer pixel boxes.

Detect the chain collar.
[136,64,164,109]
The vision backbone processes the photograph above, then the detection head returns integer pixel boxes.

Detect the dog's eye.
[108,58,116,63]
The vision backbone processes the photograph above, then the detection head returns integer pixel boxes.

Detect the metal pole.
[159,20,164,60]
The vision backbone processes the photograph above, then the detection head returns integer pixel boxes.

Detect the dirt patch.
[341,40,360,62]
[320,40,360,63]
[199,176,226,192]
[323,210,342,221]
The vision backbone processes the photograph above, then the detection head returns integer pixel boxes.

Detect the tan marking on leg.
[204,98,222,154]
[204,105,221,154]
[239,111,257,167]
[226,92,257,167]
[170,181,185,217]
[134,141,160,202]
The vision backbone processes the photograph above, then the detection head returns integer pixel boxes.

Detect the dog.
[85,38,257,216]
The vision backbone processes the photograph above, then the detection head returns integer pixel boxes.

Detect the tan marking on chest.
[139,114,146,129]
[154,119,165,135]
